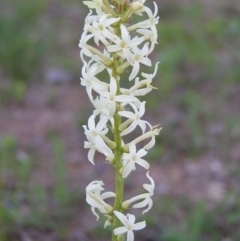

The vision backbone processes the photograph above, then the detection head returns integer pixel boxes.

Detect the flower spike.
[79,0,160,240]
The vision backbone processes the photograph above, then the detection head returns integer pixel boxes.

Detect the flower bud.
[132,2,143,12]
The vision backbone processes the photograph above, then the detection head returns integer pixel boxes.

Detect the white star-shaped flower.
[124,62,160,97]
[118,101,151,136]
[86,181,115,220]
[140,2,159,29]
[91,15,119,45]
[131,125,161,150]
[131,171,155,214]
[121,143,150,178]
[107,24,144,64]
[81,61,108,102]
[83,10,98,31]
[129,77,154,96]
[83,114,108,142]
[93,77,137,117]
[79,31,94,61]
[84,135,113,164]
[137,28,158,54]
[128,43,152,81]
[113,211,146,241]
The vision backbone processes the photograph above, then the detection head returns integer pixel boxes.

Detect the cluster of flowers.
[79,0,160,240]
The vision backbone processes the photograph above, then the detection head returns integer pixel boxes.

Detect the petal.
[88,115,96,130]
[115,95,137,103]
[133,221,146,230]
[144,136,155,150]
[96,116,108,132]
[132,197,149,209]
[139,101,146,117]
[108,102,116,117]
[137,148,147,158]
[94,99,109,109]
[88,148,96,165]
[91,206,99,220]
[120,24,129,41]
[141,42,149,55]
[101,191,116,199]
[153,62,160,77]
[114,211,129,227]
[104,220,111,228]
[118,111,136,120]
[131,88,152,96]
[146,171,155,190]
[140,57,151,66]
[123,48,134,64]
[89,63,98,76]
[136,159,150,170]
[127,231,134,241]
[138,120,147,134]
[129,142,136,155]
[95,137,113,157]
[122,161,135,178]
[137,29,151,36]
[86,195,102,209]
[122,153,132,160]
[142,198,153,214]
[130,102,139,113]
[107,44,122,52]
[128,37,144,47]
[86,87,94,102]
[84,141,92,149]
[127,213,136,225]
[121,121,138,136]
[110,77,117,96]
[129,62,140,81]
[153,1,158,17]
[114,227,127,235]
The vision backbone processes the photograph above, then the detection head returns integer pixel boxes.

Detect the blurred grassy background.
[0,0,240,240]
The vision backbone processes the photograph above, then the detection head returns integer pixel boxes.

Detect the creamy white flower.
[118,101,151,136]
[107,24,144,64]
[81,61,108,102]
[127,171,155,214]
[127,2,158,30]
[91,15,119,45]
[84,135,113,164]
[113,211,146,241]
[83,114,108,141]
[131,126,161,150]
[83,10,98,31]
[128,77,155,97]
[123,62,160,97]
[84,136,99,165]
[132,0,146,16]
[141,61,160,82]
[121,143,149,178]
[128,43,151,81]
[79,31,95,60]
[140,2,159,29]
[137,28,158,54]
[86,181,115,220]
[93,77,137,117]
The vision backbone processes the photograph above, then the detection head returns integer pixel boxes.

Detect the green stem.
[111,51,124,240]
[112,112,123,241]
[109,1,130,240]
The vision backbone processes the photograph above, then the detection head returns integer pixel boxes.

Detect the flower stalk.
[79,0,160,240]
